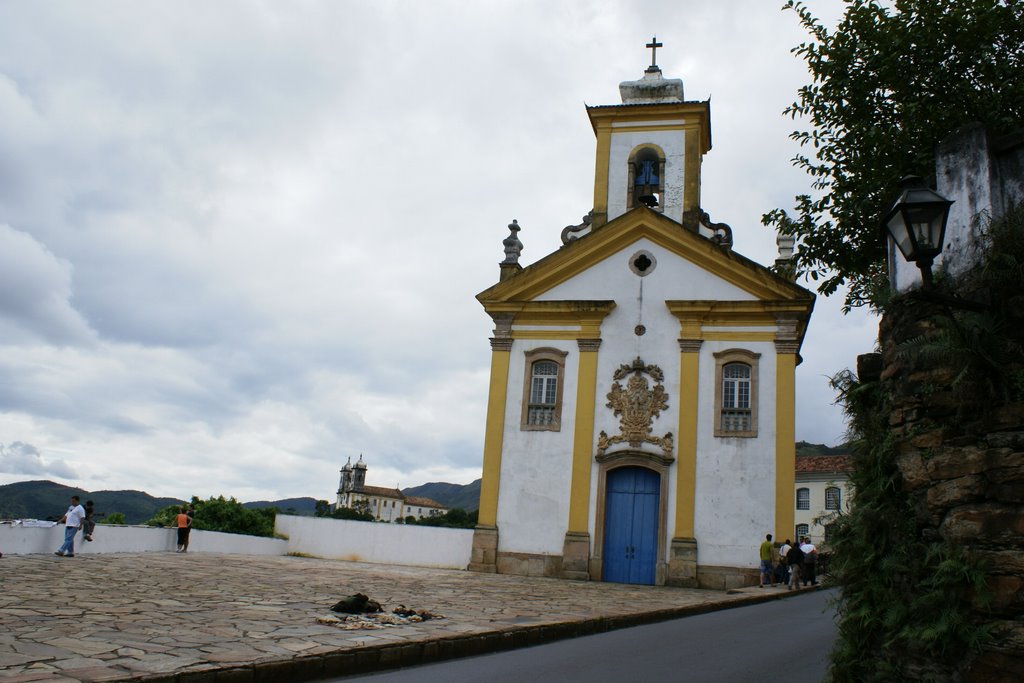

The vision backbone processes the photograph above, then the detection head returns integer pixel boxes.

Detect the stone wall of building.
[876,289,1024,680]
[890,124,1024,292]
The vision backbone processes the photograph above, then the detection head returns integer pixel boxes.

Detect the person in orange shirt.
[175,506,192,553]
[182,504,195,552]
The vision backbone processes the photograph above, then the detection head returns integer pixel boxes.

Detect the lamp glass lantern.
[883,176,954,287]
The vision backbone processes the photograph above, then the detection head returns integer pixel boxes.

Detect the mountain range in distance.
[1,443,841,524]
[0,478,482,525]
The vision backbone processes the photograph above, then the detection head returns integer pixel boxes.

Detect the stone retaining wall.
[876,294,1024,680]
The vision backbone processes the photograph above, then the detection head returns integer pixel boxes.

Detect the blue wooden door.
[602,466,659,585]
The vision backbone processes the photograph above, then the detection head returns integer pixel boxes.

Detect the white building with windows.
[467,47,815,589]
[794,454,853,547]
[336,455,447,522]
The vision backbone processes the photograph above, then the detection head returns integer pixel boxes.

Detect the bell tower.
[352,454,367,489]
[587,37,711,230]
[336,457,353,509]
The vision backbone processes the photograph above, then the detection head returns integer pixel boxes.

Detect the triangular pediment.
[478,206,814,306]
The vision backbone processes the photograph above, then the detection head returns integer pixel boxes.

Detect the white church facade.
[336,455,447,523]
[468,44,814,589]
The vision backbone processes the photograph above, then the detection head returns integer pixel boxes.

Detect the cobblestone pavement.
[0,553,803,682]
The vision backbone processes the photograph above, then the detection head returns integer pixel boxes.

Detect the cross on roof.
[646,36,663,68]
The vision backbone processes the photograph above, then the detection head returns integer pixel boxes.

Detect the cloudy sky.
[0,1,876,503]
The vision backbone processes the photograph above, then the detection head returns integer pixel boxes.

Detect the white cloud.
[0,1,878,501]
[0,441,77,479]
[0,224,95,344]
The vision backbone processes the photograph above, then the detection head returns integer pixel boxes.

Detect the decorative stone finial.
[775,232,797,279]
[502,219,524,265]
[777,232,796,261]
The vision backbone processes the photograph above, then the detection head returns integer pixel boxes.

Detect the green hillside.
[0,480,184,524]
[795,441,851,456]
[242,497,317,515]
[0,481,323,524]
[403,479,480,513]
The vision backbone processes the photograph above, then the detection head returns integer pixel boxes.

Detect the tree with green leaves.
[408,508,477,529]
[102,512,126,525]
[145,496,276,537]
[329,505,374,522]
[764,0,1024,311]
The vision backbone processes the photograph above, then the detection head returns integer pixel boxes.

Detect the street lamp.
[883,175,954,288]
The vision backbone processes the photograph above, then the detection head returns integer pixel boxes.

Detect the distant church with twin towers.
[335,455,447,523]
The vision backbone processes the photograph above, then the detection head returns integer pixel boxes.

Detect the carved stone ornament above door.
[597,357,674,457]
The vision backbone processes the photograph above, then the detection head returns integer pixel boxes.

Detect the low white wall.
[2,517,472,569]
[0,523,286,556]
[275,515,473,569]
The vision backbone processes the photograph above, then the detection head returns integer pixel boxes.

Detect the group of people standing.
[52,495,195,557]
[759,533,819,590]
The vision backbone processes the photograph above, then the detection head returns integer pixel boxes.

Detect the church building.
[336,455,447,522]
[468,41,815,588]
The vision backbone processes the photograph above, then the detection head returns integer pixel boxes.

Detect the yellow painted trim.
[666,300,814,348]
[775,352,797,542]
[511,330,581,340]
[674,351,700,538]
[701,332,775,342]
[567,347,600,532]
[684,128,702,213]
[592,122,612,227]
[478,210,816,315]
[483,300,617,316]
[666,300,814,317]
[610,124,687,133]
[587,101,712,154]
[477,349,511,527]
[481,301,617,339]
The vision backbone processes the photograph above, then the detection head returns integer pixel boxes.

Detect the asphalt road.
[336,588,838,682]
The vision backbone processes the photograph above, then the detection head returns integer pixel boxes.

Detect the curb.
[98,585,824,683]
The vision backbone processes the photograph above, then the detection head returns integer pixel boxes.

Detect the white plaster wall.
[888,156,990,293]
[693,339,778,568]
[891,125,1024,293]
[537,238,755,303]
[0,524,286,556]
[496,339,577,555]
[275,514,472,569]
[607,128,686,223]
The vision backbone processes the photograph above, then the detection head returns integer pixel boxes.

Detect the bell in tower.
[629,147,665,210]
[635,159,660,208]
[587,37,710,227]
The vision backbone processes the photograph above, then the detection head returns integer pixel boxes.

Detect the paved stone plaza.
[0,553,802,682]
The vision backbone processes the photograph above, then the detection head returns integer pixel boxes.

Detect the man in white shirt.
[778,539,793,585]
[800,536,818,586]
[54,495,86,557]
